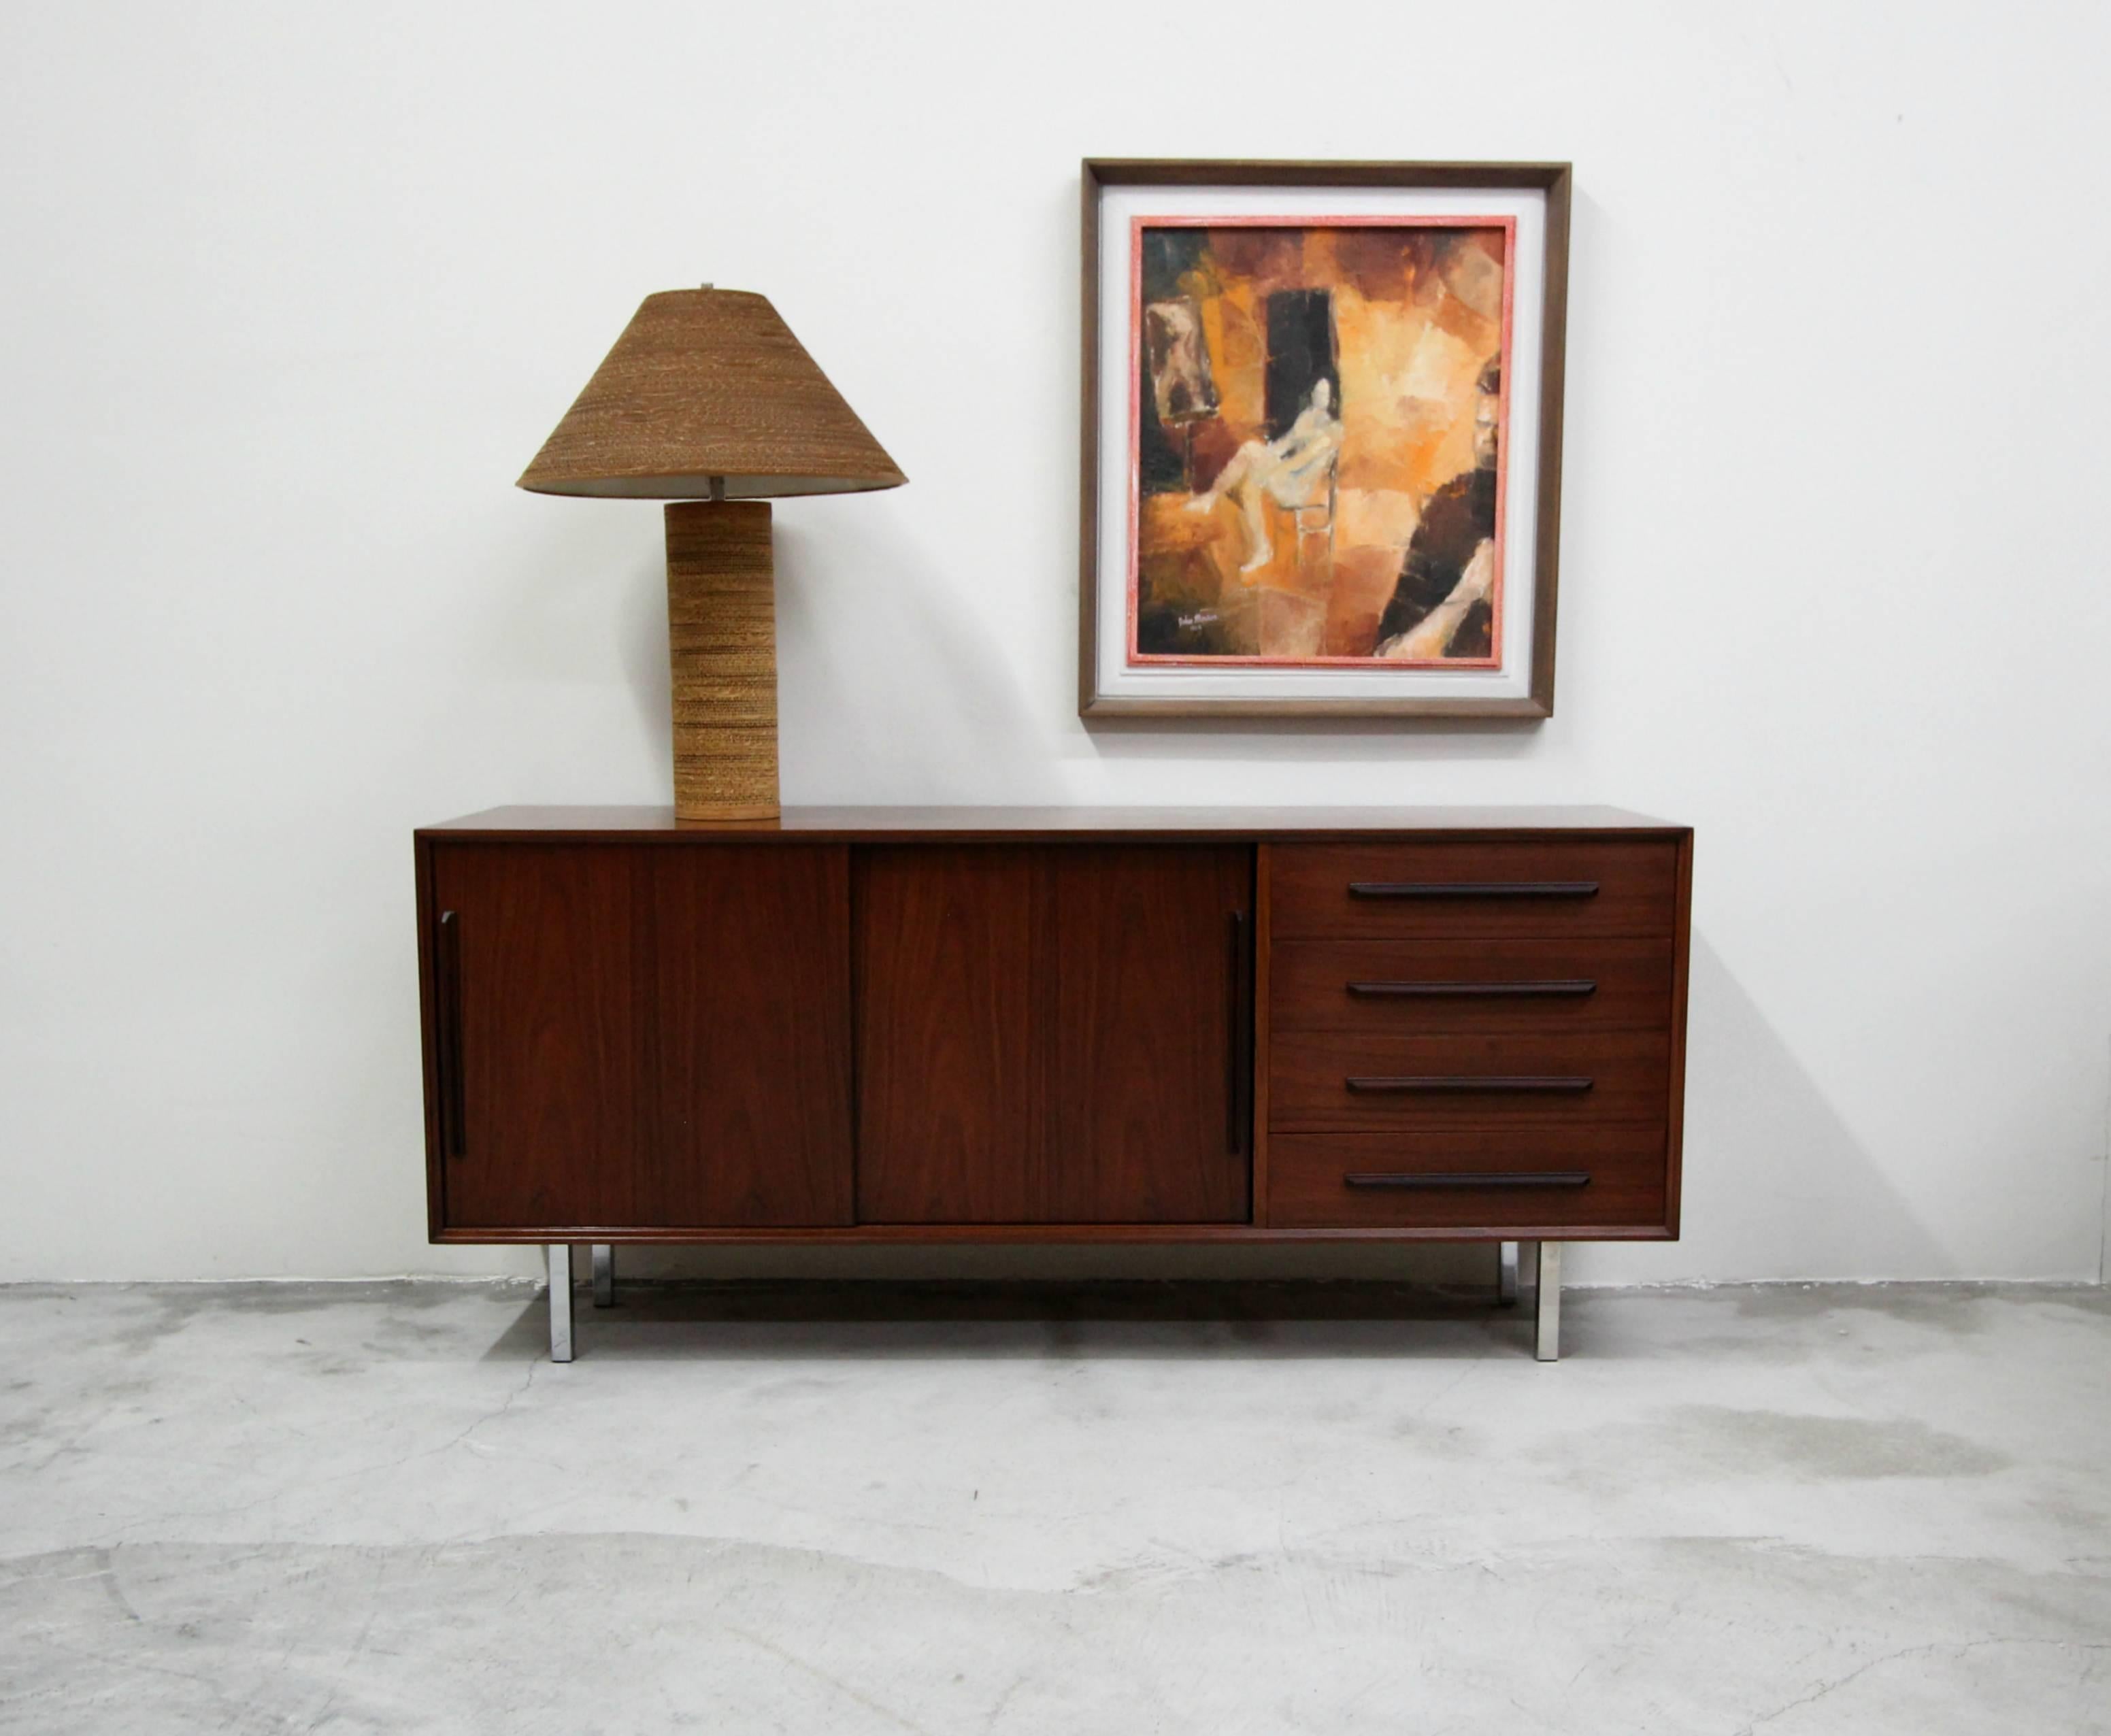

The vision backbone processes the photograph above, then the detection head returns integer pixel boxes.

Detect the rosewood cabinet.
[416,807,1692,1361]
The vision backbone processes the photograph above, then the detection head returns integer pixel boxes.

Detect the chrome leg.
[592,1243,614,1309]
[1497,1241,1520,1307]
[1535,1241,1562,1362]
[547,1244,575,1363]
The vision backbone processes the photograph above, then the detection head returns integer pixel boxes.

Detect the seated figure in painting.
[1187,379,1342,576]
[1374,356,1501,661]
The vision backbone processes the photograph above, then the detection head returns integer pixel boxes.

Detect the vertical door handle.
[437,910,466,1158]
[1227,909,1250,1155]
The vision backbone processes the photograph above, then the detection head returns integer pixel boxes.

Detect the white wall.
[3,0,2106,1284]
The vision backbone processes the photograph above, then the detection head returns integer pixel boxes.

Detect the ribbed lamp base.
[664,501,780,822]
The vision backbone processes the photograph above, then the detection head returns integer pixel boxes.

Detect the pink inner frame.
[1124,213,1517,671]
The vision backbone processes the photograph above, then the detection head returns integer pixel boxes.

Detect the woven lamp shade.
[516,288,906,499]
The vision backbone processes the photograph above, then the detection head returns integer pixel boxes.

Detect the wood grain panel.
[1271,1030,1671,1130]
[854,848,1046,1222]
[1268,1128,1669,1231]
[643,845,852,1225]
[1271,937,1672,1035]
[431,844,639,1229]
[854,844,1252,1224]
[1271,841,1678,940]
[1052,846,1250,1222]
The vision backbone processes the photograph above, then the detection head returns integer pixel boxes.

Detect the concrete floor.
[1,1279,2107,1733]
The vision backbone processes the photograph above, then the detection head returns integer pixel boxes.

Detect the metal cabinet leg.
[1497,1241,1520,1307]
[592,1244,614,1309]
[1534,1241,1562,1362]
[548,1245,575,1363]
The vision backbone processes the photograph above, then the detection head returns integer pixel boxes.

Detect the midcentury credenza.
[416,807,1691,1361]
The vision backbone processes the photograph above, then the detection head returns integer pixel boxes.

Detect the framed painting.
[1079,159,1572,718]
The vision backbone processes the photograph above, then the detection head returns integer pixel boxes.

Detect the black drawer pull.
[1344,1171,1592,1190]
[1346,979,1597,999]
[1345,1075,1594,1095]
[1348,880,1599,900]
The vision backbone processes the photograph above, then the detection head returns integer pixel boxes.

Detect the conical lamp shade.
[517,288,907,500]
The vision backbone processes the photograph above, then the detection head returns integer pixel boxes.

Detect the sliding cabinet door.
[426,841,852,1232]
[854,844,1252,1224]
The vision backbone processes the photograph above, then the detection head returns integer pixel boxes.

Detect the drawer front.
[1271,840,1678,940]
[1269,1129,1669,1229]
[1271,937,1673,1035]
[1271,1029,1671,1130]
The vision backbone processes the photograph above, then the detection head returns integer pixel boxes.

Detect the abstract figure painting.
[1136,221,1508,664]
[1081,162,1572,718]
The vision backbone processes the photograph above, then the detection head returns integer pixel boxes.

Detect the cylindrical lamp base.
[664,501,780,822]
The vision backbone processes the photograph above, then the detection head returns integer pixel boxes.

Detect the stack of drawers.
[1264,836,1689,1234]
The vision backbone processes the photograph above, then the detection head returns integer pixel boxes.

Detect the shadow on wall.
[620,545,674,789]
[1077,707,1549,765]
[471,509,678,799]
[775,516,1071,805]
[1670,932,1948,1282]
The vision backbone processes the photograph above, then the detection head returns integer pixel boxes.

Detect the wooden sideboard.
[416,807,1691,1360]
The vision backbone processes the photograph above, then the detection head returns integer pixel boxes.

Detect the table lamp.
[518,288,906,820]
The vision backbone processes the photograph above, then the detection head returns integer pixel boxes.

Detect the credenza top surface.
[420,805,1689,842]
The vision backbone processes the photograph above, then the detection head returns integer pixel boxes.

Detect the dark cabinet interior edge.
[1665,831,1695,1236]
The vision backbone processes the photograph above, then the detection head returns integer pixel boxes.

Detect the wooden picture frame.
[1079,159,1572,719]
